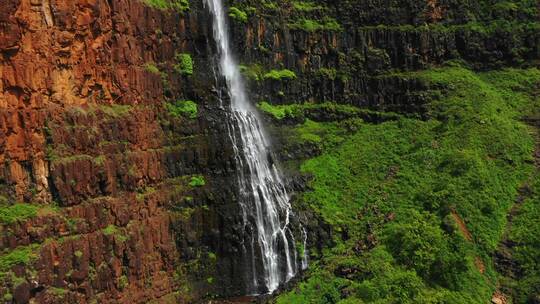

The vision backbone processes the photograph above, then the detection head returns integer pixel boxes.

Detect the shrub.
[0,245,40,272]
[142,0,189,12]
[239,64,265,81]
[166,100,198,119]
[189,176,206,187]
[263,69,297,81]
[174,53,193,76]
[0,203,39,225]
[144,62,161,75]
[229,7,248,23]
[288,18,342,32]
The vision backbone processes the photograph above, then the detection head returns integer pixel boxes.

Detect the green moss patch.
[166,100,198,119]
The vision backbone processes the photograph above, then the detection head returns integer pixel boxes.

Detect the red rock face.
[0,1,202,303]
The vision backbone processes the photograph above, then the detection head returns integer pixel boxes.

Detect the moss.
[0,245,40,272]
[102,225,128,242]
[142,0,189,12]
[144,62,161,75]
[315,68,338,80]
[263,69,297,81]
[239,64,265,81]
[174,53,193,76]
[0,203,40,225]
[292,1,324,12]
[118,275,129,290]
[49,287,67,298]
[188,176,206,187]
[288,17,342,32]
[229,7,248,23]
[166,100,198,119]
[3,293,13,301]
[74,250,83,258]
[258,101,298,120]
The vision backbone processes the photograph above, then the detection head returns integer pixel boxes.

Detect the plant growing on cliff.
[239,64,264,81]
[189,176,206,187]
[264,69,297,81]
[292,1,324,12]
[174,53,193,76]
[144,62,161,75]
[166,100,198,119]
[288,17,342,32]
[0,245,40,272]
[0,203,39,225]
[229,7,248,23]
[142,0,189,12]
[258,101,299,120]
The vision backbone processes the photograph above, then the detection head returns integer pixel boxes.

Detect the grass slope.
[276,67,540,303]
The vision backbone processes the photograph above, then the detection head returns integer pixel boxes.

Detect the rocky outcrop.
[0,0,244,303]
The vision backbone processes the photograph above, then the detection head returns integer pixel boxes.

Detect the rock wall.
[0,0,247,302]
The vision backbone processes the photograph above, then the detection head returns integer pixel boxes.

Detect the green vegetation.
[277,67,540,303]
[49,287,67,298]
[288,17,341,32]
[0,245,40,272]
[258,101,299,120]
[166,100,198,119]
[263,69,297,81]
[142,0,189,12]
[0,202,59,225]
[292,1,323,12]
[0,203,39,225]
[503,175,540,303]
[102,225,128,242]
[229,7,248,23]
[189,176,206,187]
[174,53,193,76]
[239,64,265,81]
[118,275,129,290]
[144,62,161,75]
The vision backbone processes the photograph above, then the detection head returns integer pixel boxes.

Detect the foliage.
[239,64,265,81]
[278,67,540,303]
[144,62,161,75]
[166,100,198,119]
[0,245,40,272]
[258,101,298,120]
[189,176,206,187]
[0,203,40,225]
[102,225,128,242]
[142,0,189,12]
[118,275,129,290]
[229,7,248,23]
[288,17,342,32]
[174,53,193,76]
[292,1,324,12]
[263,69,297,81]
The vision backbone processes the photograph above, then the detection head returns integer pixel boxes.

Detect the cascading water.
[204,0,306,294]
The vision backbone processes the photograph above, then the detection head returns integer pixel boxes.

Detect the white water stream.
[204,0,306,294]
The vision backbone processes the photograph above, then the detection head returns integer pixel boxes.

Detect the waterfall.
[204,0,305,294]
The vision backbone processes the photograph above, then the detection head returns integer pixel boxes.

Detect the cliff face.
[0,1,240,302]
[0,0,539,303]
